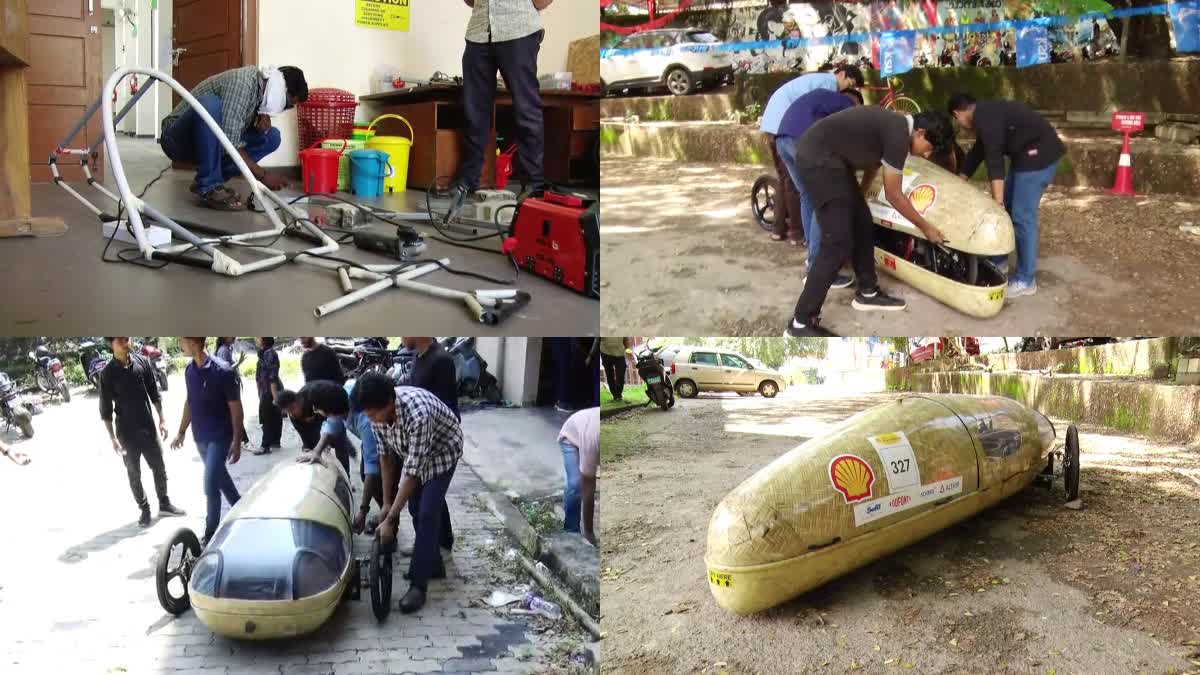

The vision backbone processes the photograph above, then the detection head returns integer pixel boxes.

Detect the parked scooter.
[0,372,35,438]
[629,343,675,411]
[135,339,170,392]
[29,344,71,403]
[78,339,110,388]
[441,337,502,403]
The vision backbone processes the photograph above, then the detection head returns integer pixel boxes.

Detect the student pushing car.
[784,107,957,337]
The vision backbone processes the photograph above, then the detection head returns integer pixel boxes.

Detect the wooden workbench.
[358,84,599,190]
[1,0,31,226]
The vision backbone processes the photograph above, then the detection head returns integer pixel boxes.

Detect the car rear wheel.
[758,381,779,398]
[665,67,694,96]
[675,379,698,399]
[156,528,201,615]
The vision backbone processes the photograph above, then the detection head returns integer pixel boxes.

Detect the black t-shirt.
[301,344,346,385]
[960,100,1066,180]
[795,105,912,173]
[410,342,459,420]
[99,354,160,441]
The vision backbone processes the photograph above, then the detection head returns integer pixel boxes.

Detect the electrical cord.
[102,162,187,269]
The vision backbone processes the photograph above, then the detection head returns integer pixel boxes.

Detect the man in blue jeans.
[171,337,243,544]
[558,407,598,545]
[159,66,307,210]
[948,93,1065,298]
[776,88,864,287]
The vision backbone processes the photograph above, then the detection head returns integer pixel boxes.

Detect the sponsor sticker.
[988,289,1005,301]
[884,255,897,270]
[907,183,938,214]
[853,475,964,527]
[868,431,921,492]
[828,454,876,504]
[708,570,733,588]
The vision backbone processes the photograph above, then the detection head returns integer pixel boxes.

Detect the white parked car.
[601,28,734,97]
[671,347,787,399]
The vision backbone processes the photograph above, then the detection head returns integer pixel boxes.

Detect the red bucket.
[299,140,347,194]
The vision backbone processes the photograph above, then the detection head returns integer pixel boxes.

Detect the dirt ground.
[599,156,1200,336]
[598,388,1200,674]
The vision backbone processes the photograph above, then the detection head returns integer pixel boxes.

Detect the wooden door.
[26,0,102,182]
[172,0,248,107]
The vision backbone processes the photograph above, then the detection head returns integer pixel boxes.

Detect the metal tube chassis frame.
[49,67,524,322]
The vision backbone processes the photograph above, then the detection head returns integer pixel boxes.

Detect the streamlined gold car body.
[705,394,1058,615]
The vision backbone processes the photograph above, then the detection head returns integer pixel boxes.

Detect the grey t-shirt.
[795,105,912,173]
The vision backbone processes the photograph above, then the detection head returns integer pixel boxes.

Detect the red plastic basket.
[296,88,358,150]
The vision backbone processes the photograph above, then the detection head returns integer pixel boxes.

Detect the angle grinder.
[352,227,427,259]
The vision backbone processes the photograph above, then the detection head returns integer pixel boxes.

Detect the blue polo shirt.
[778,88,857,139]
[760,72,838,135]
[184,355,240,444]
[344,382,380,475]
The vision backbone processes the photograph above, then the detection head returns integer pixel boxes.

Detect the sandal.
[769,234,786,241]
[196,185,244,211]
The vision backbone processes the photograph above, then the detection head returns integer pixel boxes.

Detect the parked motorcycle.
[328,337,390,379]
[29,344,71,403]
[79,339,110,388]
[0,372,35,438]
[630,343,675,411]
[441,337,502,403]
[135,340,170,392]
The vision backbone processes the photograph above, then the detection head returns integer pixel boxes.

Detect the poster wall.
[603,0,1121,75]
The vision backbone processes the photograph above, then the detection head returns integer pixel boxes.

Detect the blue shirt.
[344,383,380,475]
[184,356,240,444]
[320,415,356,461]
[777,89,857,139]
[760,72,838,135]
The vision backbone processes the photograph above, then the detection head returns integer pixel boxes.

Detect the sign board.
[356,0,410,32]
[1111,112,1146,133]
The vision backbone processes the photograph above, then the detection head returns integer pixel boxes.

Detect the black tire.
[758,381,779,399]
[666,386,676,409]
[656,385,670,411]
[664,67,694,96]
[751,175,779,233]
[1064,424,1081,501]
[369,535,393,621]
[738,391,754,397]
[675,379,698,399]
[14,408,33,439]
[59,380,71,403]
[156,527,201,615]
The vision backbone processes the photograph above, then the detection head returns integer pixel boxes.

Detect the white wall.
[257,0,598,167]
[475,337,542,405]
[256,0,406,167]
[109,0,162,136]
[402,0,597,79]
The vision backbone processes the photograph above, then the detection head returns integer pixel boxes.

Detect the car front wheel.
[665,67,694,96]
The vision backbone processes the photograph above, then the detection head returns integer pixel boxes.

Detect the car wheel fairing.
[157,527,202,615]
[1064,424,1081,501]
[369,536,393,621]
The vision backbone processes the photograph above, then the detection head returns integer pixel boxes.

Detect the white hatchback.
[601,28,734,97]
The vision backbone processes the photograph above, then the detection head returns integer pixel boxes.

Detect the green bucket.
[322,138,366,191]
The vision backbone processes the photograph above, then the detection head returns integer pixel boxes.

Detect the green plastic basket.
[322,138,366,191]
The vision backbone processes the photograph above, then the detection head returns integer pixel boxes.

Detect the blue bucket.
[349,149,393,198]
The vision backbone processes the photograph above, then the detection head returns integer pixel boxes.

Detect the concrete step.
[602,119,1200,195]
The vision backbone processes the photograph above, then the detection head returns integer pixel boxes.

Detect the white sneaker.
[1007,279,1037,297]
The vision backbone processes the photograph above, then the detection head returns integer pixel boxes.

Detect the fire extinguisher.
[129,73,139,94]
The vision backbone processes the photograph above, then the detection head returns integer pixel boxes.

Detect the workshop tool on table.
[349,149,393,198]
[365,114,414,193]
[505,191,600,298]
[299,140,348,195]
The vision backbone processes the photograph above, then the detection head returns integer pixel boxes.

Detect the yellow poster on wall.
[355,0,410,32]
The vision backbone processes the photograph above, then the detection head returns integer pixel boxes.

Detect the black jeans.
[292,415,323,450]
[120,429,169,511]
[259,394,283,448]
[460,30,545,191]
[600,353,627,400]
[407,464,457,589]
[791,164,879,322]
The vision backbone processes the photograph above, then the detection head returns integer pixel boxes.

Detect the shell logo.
[907,183,937,215]
[829,454,876,504]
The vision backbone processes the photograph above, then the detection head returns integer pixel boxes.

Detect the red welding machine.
[505,191,599,298]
